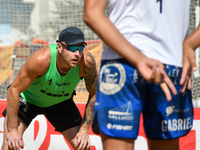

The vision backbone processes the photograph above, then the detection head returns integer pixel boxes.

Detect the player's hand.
[180,44,197,93]
[136,58,177,101]
[73,130,91,150]
[7,130,24,150]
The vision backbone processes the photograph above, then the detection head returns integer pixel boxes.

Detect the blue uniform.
[92,0,193,140]
[92,59,193,139]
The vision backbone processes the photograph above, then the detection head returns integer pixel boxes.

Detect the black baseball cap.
[56,27,87,45]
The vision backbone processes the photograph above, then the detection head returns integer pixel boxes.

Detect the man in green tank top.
[1,27,98,150]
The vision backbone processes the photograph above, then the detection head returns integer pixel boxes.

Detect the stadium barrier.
[0,99,200,150]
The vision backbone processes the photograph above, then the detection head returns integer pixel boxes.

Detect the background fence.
[0,0,199,106]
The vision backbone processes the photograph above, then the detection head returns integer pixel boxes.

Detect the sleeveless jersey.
[102,0,191,67]
[20,44,81,107]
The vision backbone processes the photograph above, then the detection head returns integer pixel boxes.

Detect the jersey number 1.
[157,0,163,13]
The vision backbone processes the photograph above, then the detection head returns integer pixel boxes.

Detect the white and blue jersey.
[102,0,190,67]
[93,59,193,139]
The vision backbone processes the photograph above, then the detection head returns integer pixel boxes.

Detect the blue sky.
[0,24,11,44]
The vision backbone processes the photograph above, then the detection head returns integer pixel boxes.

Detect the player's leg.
[61,125,81,148]
[61,125,92,150]
[1,96,38,150]
[1,116,27,150]
[143,64,193,150]
[61,126,79,147]
[148,138,179,150]
[100,131,134,150]
[45,99,83,149]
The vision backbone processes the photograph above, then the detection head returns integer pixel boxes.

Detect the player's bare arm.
[183,24,200,50]
[180,25,200,92]
[84,0,148,67]
[6,46,50,149]
[84,0,161,69]
[83,0,177,100]
[82,51,97,126]
[74,50,98,150]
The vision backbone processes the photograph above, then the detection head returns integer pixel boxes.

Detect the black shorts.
[2,96,82,132]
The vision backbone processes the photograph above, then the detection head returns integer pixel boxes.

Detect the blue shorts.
[92,59,193,140]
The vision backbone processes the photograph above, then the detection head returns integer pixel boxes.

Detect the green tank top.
[20,44,81,107]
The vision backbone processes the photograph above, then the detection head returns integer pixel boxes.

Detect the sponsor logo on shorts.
[132,69,140,83]
[19,97,28,112]
[107,123,133,131]
[95,102,100,106]
[162,117,192,132]
[166,106,189,116]
[166,106,175,116]
[99,61,126,95]
[20,97,27,105]
[75,117,82,122]
[165,66,181,85]
[108,101,134,121]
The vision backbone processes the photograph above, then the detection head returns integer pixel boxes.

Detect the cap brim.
[67,39,87,45]
[56,40,87,45]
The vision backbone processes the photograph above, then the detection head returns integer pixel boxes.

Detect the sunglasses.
[59,42,85,52]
